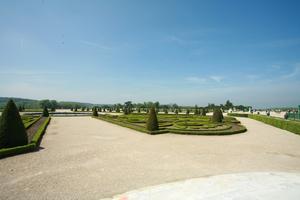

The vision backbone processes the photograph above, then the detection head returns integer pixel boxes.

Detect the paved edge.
[103,172,300,200]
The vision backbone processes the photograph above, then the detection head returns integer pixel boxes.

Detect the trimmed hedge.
[31,117,51,145]
[249,114,300,135]
[228,113,249,117]
[0,99,28,148]
[24,116,41,129]
[146,107,159,131]
[170,125,247,135]
[0,117,51,159]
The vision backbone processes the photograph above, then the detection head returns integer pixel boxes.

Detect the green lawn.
[95,113,246,135]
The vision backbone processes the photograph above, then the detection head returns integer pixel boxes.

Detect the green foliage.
[146,107,159,131]
[175,109,178,115]
[249,114,300,135]
[18,105,24,112]
[0,100,28,148]
[31,117,51,145]
[42,107,49,117]
[1,117,51,158]
[186,109,190,115]
[92,109,98,117]
[194,105,199,115]
[212,108,224,123]
[201,109,207,116]
[228,113,249,117]
[284,112,289,120]
[164,108,168,114]
[22,116,41,129]
[0,144,35,159]
[124,101,133,114]
[96,113,246,135]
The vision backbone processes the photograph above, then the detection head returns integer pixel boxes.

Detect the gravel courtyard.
[1,116,300,200]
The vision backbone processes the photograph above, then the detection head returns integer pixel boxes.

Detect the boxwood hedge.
[0,117,51,159]
[227,113,249,117]
[249,114,300,135]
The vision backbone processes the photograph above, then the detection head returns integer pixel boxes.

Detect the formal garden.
[93,108,247,135]
[0,100,51,159]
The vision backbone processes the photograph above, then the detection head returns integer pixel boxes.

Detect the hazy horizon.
[1,0,300,108]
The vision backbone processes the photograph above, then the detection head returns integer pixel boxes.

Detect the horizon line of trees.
[1,98,251,113]
[89,100,251,115]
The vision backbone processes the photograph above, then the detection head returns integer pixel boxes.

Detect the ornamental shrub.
[146,107,159,131]
[42,107,49,117]
[164,108,168,114]
[0,100,28,148]
[201,109,207,116]
[93,109,98,117]
[284,112,288,120]
[212,108,223,123]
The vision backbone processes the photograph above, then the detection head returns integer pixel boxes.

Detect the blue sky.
[0,0,300,108]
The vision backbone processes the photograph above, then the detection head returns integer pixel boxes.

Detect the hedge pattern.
[0,117,51,159]
[94,115,246,136]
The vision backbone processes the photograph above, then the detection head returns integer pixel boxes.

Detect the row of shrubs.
[227,113,249,117]
[248,114,300,135]
[0,117,51,159]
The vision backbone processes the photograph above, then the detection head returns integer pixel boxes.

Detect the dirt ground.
[1,116,300,200]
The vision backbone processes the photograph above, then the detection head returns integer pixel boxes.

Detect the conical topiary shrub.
[212,108,223,123]
[201,109,207,116]
[92,108,98,117]
[146,107,159,131]
[42,107,49,117]
[0,99,28,148]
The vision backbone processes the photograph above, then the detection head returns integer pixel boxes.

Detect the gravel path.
[1,116,300,200]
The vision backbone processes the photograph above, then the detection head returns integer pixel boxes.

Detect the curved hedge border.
[94,116,247,136]
[0,117,51,159]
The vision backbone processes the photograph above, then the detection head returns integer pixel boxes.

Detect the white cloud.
[210,76,223,82]
[186,76,207,83]
[281,65,300,79]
